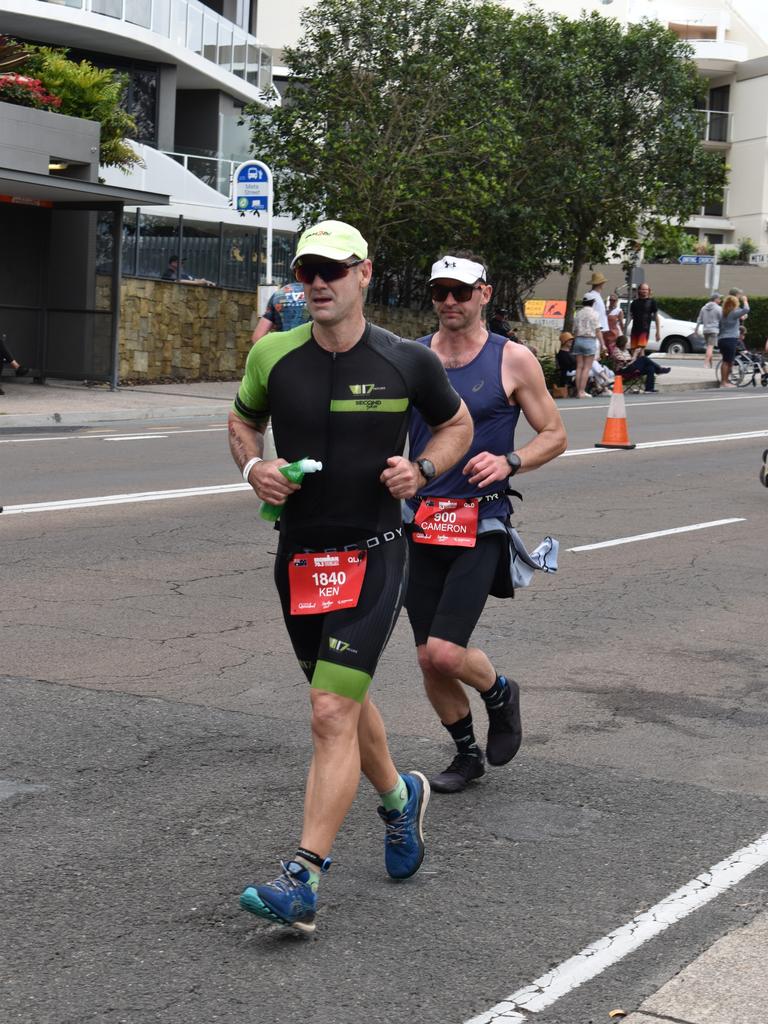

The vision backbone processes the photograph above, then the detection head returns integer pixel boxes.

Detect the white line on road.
[563,428,768,457]
[102,434,169,441]
[464,827,768,1024]
[559,392,768,411]
[1,482,249,515]
[567,518,745,552]
[0,426,226,444]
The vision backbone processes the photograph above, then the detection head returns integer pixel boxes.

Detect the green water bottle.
[259,457,323,522]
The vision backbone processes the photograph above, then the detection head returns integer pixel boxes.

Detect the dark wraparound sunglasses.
[430,283,482,303]
[294,259,364,284]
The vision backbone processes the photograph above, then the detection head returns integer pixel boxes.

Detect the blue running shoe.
[240,860,317,933]
[377,771,430,879]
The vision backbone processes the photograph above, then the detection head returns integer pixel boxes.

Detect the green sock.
[293,856,321,892]
[379,774,408,813]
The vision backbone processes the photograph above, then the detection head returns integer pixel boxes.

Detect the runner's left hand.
[381,456,421,499]
[464,452,511,488]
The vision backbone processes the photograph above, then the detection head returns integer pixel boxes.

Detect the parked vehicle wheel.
[661,336,690,355]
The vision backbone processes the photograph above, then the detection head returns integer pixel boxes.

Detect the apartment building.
[1,0,299,287]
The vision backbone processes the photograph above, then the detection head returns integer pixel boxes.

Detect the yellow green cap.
[291,220,368,267]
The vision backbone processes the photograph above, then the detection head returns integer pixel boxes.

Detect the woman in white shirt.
[572,297,603,399]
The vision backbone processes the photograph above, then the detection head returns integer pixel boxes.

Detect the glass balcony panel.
[259,48,272,91]
[152,0,171,36]
[171,0,188,47]
[203,16,218,64]
[91,0,121,18]
[232,31,247,79]
[246,44,259,87]
[125,0,151,28]
[187,5,203,54]
[218,25,233,73]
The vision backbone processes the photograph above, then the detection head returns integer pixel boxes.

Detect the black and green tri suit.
[233,320,462,702]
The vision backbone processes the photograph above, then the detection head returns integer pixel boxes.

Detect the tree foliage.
[243,3,726,312]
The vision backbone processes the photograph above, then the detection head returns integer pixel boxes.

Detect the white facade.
[0,0,280,227]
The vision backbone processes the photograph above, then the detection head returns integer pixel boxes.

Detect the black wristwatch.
[415,458,436,482]
[505,452,522,477]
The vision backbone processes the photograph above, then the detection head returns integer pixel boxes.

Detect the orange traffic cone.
[595,375,636,449]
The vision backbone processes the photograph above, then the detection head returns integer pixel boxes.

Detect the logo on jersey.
[349,383,385,395]
[329,637,356,654]
[472,380,485,392]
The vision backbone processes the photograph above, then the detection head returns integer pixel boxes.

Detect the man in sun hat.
[401,250,566,795]
[227,220,472,932]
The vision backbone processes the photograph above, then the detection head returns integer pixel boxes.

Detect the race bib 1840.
[412,497,478,548]
[288,550,367,615]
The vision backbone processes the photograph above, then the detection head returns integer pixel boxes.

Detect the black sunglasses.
[430,283,482,303]
[294,259,363,285]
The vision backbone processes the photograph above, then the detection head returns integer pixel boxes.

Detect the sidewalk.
[0,359,718,430]
[621,910,768,1024]
[0,377,238,429]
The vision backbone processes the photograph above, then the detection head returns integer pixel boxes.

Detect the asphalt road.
[2,390,767,1024]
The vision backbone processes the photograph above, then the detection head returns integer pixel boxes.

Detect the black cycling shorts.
[274,533,407,702]
[404,530,507,649]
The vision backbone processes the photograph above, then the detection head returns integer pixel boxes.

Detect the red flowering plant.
[0,72,61,111]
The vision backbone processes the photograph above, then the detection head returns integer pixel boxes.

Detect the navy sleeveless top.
[407,332,520,521]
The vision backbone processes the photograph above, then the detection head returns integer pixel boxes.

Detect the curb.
[0,403,233,430]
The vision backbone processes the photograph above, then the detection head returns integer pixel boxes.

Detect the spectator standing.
[718,290,749,389]
[629,283,661,356]
[572,297,603,399]
[583,271,609,338]
[488,306,513,338]
[696,292,722,369]
[252,281,310,343]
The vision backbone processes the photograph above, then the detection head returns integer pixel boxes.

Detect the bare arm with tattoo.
[228,411,300,504]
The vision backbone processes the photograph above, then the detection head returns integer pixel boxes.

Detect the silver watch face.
[418,459,436,480]
[506,453,521,474]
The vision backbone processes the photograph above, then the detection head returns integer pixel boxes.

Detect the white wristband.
[242,456,262,482]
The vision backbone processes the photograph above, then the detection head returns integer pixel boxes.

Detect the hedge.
[656,296,768,347]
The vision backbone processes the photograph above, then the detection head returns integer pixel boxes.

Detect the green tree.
[241,0,520,300]
[642,222,699,263]
[23,45,140,171]
[516,14,725,328]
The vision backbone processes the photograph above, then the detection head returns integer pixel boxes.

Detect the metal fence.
[101,211,295,290]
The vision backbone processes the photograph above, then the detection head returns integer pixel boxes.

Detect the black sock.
[443,713,481,757]
[481,675,509,712]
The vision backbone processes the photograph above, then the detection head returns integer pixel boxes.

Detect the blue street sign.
[232,160,272,213]
[678,255,715,265]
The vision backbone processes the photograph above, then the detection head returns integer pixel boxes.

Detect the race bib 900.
[288,550,367,615]
[413,497,478,548]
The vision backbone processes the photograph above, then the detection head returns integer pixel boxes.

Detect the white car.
[622,302,702,355]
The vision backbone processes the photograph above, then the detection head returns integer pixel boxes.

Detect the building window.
[705,233,724,246]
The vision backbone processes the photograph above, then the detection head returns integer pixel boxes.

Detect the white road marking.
[559,392,768,411]
[1,483,249,515]
[567,518,745,552]
[0,426,226,444]
[563,429,768,457]
[464,827,768,1024]
[102,434,169,441]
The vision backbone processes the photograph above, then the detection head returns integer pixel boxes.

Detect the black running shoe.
[486,677,522,766]
[430,751,486,794]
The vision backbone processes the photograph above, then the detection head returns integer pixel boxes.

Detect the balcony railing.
[37,0,272,91]
[163,150,239,195]
[698,107,731,144]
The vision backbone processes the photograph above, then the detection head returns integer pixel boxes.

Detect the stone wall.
[118,277,258,381]
[115,284,560,383]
